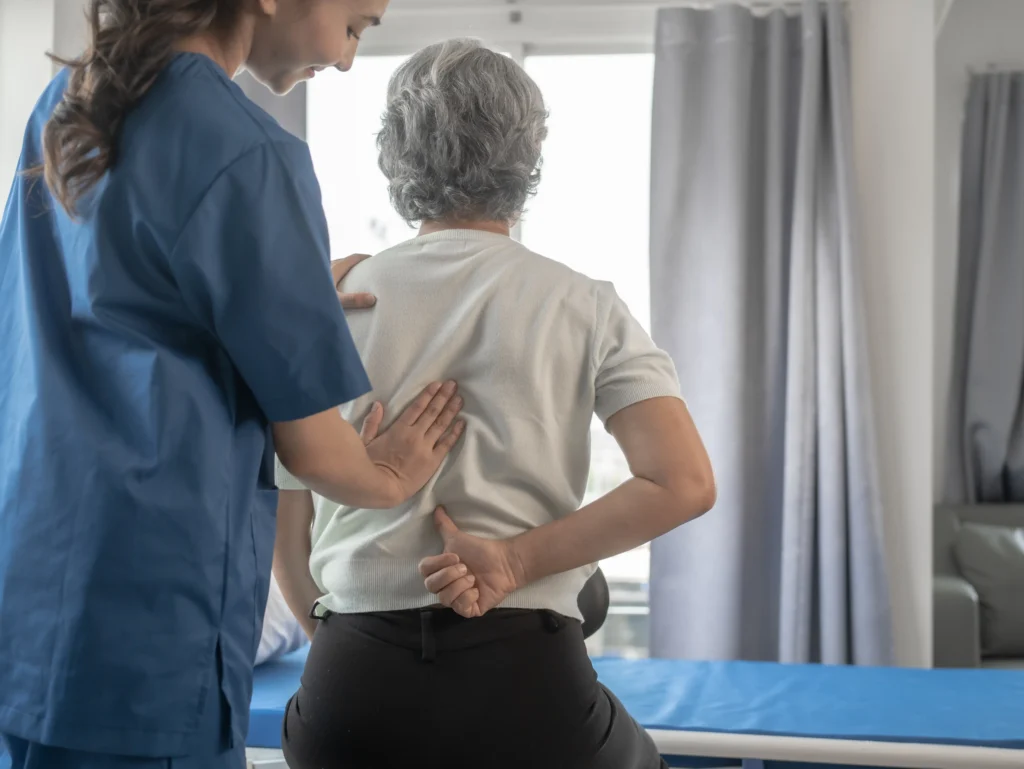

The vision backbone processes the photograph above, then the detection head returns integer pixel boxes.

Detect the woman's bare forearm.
[510,478,687,584]
[273,490,322,639]
[511,397,716,586]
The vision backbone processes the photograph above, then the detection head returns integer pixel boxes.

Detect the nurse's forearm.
[274,410,401,508]
[273,490,321,640]
[274,383,464,509]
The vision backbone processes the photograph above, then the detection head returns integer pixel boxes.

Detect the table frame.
[650,730,1024,769]
[246,731,1024,769]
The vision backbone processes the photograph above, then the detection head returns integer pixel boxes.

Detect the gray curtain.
[648,0,892,665]
[944,73,1024,505]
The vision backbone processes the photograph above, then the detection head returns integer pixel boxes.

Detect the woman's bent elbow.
[671,468,717,523]
[694,473,718,516]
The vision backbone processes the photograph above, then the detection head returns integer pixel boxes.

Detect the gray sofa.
[933,504,1024,669]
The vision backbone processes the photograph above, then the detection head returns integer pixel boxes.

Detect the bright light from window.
[307,51,656,657]
[521,54,654,658]
[520,54,653,332]
[307,56,415,257]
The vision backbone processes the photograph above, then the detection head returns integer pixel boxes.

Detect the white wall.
[934,0,1024,498]
[0,0,302,188]
[0,0,57,209]
[52,0,87,61]
[0,0,84,211]
[850,0,935,668]
[236,72,306,139]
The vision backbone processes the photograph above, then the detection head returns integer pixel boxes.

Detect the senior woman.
[273,39,716,769]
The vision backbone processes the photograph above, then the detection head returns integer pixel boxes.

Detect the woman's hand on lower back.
[419,507,527,618]
[364,383,466,504]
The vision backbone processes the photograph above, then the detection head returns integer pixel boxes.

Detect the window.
[520,54,655,659]
[307,51,655,658]
[308,56,414,257]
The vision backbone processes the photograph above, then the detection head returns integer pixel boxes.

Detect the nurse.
[0,1,453,768]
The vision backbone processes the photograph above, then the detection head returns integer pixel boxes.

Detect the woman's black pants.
[281,607,667,769]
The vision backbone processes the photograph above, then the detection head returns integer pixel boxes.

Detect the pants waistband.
[311,605,572,662]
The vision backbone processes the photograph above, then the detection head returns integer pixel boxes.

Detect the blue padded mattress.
[247,648,1024,765]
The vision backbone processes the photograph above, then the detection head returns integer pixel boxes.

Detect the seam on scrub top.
[165,141,290,258]
[0,702,197,736]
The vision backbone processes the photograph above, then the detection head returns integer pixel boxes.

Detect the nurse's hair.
[377,39,548,226]
[40,0,243,216]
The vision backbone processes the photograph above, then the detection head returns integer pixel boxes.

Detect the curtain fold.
[648,0,892,665]
[944,73,1024,505]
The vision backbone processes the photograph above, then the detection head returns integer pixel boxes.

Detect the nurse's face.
[247,0,390,94]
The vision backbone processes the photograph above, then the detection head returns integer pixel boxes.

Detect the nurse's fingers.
[399,381,444,426]
[434,421,466,454]
[419,552,460,578]
[331,253,372,286]
[425,393,463,442]
[413,380,459,429]
[360,401,384,445]
[400,382,442,425]
[338,291,377,310]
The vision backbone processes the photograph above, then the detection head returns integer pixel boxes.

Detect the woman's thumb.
[434,506,460,539]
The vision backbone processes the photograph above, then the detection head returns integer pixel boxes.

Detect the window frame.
[254,3,660,142]
[353,3,658,59]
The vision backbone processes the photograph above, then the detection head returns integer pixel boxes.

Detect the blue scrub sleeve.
[167,141,370,422]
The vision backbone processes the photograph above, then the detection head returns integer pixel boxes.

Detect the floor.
[245,748,288,768]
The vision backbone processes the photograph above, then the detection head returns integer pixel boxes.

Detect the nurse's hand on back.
[332,252,378,309]
[274,379,464,509]
[272,245,464,509]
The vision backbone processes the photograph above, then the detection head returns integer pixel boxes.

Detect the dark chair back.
[578,568,610,639]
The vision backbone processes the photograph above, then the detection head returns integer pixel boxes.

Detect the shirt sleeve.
[593,281,682,426]
[274,454,308,491]
[168,140,370,423]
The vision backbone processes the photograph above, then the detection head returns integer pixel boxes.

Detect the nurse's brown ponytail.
[41,0,243,217]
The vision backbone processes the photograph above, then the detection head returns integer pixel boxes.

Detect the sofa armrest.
[933,575,981,668]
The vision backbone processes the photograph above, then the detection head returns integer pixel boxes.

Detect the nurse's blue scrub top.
[0,54,370,756]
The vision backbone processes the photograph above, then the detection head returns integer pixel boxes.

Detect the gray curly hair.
[377,39,548,225]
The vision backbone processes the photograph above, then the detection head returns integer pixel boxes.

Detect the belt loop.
[309,602,331,621]
[420,610,436,663]
[542,610,563,633]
